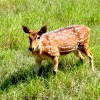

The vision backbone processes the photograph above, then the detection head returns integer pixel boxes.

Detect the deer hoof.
[53,70,57,75]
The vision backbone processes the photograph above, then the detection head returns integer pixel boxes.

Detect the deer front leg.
[53,56,59,75]
[34,59,42,74]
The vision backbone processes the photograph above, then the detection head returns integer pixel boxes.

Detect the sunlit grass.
[0,0,100,100]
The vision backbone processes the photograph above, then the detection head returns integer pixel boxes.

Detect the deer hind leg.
[80,46,94,72]
[53,56,59,75]
[74,50,85,62]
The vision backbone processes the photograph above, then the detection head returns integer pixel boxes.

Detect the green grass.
[0,0,100,100]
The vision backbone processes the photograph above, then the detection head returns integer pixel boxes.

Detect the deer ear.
[22,26,30,33]
[39,25,47,35]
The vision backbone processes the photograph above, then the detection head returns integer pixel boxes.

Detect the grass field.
[0,0,100,100]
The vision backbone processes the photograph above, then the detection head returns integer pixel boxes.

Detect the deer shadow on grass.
[0,61,53,91]
[0,56,82,91]
[0,66,36,91]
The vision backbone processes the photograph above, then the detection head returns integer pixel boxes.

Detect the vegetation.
[0,0,100,100]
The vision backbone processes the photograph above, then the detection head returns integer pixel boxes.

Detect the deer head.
[22,25,47,51]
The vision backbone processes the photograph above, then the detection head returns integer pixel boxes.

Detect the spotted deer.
[22,25,94,75]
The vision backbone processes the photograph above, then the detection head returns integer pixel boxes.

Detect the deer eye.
[37,37,40,39]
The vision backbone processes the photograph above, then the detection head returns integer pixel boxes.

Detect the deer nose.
[29,48,34,51]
